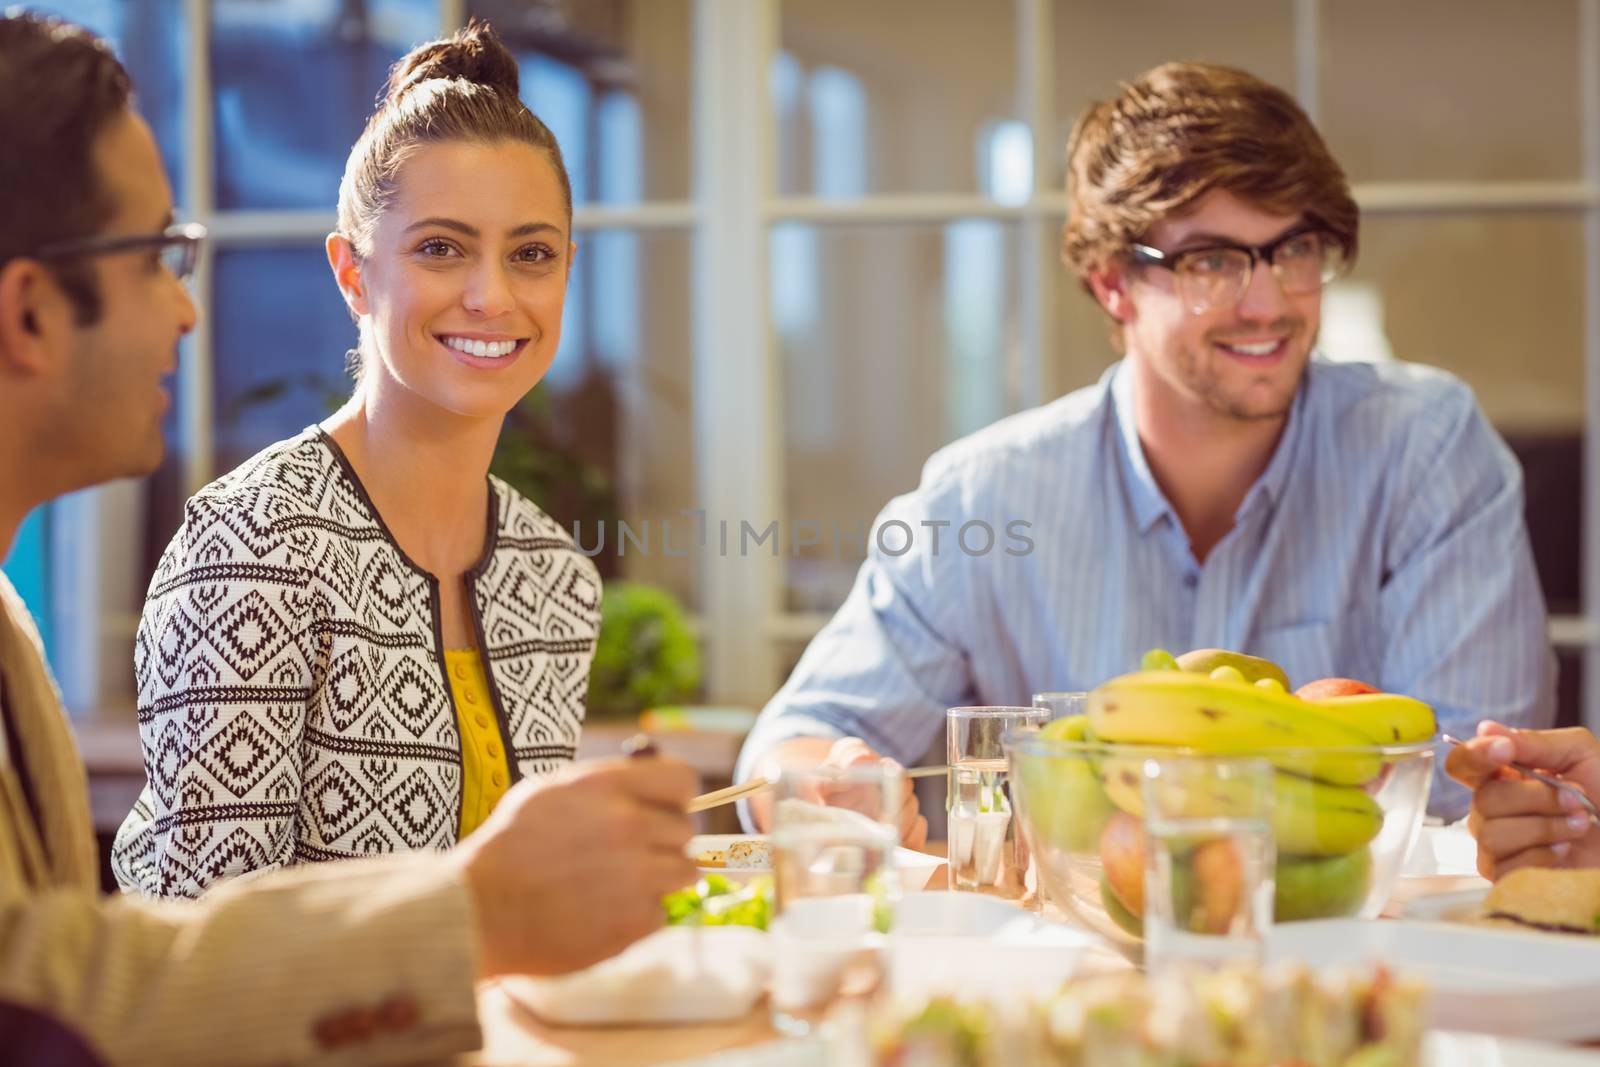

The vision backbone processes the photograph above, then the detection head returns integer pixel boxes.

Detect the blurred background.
[3,1,1593,796]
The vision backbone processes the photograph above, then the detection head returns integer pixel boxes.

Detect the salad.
[663,874,774,930]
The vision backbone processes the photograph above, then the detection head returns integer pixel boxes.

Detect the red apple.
[1294,677,1381,701]
[1098,812,1146,919]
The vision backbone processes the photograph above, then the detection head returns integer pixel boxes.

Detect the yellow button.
[453,664,468,680]
[486,740,501,759]
[474,713,491,729]
[491,770,506,788]
[463,690,476,705]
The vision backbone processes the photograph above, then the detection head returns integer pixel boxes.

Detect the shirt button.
[453,664,468,680]
[463,690,477,705]
[475,713,491,729]
[1183,573,1199,589]
[491,770,506,788]
[486,740,501,759]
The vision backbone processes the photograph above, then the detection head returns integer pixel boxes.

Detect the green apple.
[1274,847,1372,922]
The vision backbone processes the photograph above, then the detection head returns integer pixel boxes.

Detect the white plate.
[887,894,1095,999]
[1399,885,1489,924]
[1426,1031,1600,1065]
[689,833,944,893]
[1266,918,1600,1041]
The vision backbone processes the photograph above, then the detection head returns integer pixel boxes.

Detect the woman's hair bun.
[384,19,520,106]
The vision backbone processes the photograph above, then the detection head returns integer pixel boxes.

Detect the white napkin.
[503,926,769,1024]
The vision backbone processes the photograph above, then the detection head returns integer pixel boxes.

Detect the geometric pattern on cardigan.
[111,428,600,898]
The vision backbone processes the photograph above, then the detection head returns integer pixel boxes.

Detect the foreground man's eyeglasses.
[34,221,207,282]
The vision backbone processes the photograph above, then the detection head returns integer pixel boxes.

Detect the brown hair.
[336,19,572,259]
[0,11,133,324]
[1062,62,1358,284]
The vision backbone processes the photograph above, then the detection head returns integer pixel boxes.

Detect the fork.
[1442,733,1600,827]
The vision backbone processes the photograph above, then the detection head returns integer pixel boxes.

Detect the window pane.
[212,247,353,470]
[1343,216,1582,432]
[1,509,52,652]
[471,0,692,204]
[33,0,188,205]
[547,230,697,610]
[1344,214,1584,616]
[1050,268,1120,402]
[777,222,1022,612]
[1319,1,1580,182]
[1052,1,1296,190]
[777,0,1017,198]
[212,0,438,210]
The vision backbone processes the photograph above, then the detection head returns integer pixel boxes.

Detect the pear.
[1176,648,1291,689]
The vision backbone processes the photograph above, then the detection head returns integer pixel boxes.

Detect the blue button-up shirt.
[738,357,1556,820]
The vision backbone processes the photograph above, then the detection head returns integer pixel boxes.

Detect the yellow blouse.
[444,649,511,839]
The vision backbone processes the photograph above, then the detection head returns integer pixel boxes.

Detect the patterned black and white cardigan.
[111,428,601,898]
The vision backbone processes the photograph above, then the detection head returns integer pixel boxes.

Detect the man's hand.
[816,738,929,850]
[748,736,930,849]
[448,756,698,978]
[1445,720,1600,880]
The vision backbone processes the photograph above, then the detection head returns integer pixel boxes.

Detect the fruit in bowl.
[1006,652,1436,958]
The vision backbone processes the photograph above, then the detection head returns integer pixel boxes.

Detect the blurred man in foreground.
[0,12,696,1064]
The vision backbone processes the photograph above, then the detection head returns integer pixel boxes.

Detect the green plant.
[587,580,700,720]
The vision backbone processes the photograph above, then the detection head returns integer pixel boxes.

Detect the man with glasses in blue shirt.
[738,61,1554,832]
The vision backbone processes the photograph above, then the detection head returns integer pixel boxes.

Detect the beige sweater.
[0,572,482,1066]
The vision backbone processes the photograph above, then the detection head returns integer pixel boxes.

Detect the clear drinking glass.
[769,762,902,1037]
[1032,691,1089,721]
[946,706,1048,902]
[1140,755,1276,973]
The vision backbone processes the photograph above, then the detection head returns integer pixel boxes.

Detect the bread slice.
[1484,867,1600,935]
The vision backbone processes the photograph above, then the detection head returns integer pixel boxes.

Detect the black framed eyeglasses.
[34,221,207,282]
[1129,226,1348,313]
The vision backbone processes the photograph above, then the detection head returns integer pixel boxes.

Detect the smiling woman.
[110,20,604,899]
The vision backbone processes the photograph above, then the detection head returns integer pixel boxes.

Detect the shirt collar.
[1109,362,1174,535]
[1108,356,1315,535]
[1239,363,1312,518]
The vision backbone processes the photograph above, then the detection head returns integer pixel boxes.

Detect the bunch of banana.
[1301,691,1436,747]
[1087,666,1434,784]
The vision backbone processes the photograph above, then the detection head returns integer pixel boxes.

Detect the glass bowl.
[1004,734,1435,958]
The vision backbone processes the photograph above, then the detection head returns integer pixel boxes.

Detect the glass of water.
[1140,755,1275,973]
[768,762,902,1037]
[1032,691,1089,721]
[946,706,1049,901]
